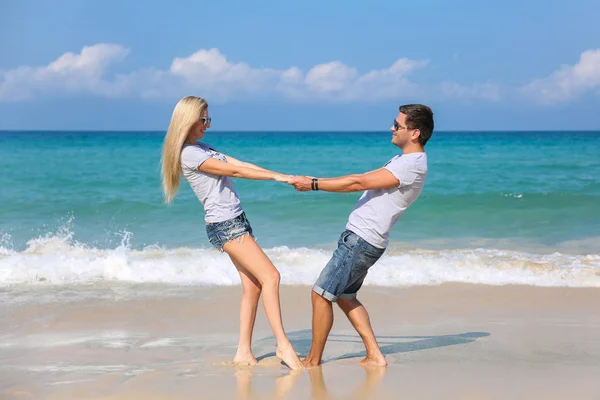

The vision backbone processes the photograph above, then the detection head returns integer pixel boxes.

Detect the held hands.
[288,175,314,192]
[273,173,316,191]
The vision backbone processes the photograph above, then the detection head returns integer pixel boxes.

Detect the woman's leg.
[231,258,262,365]
[223,234,304,370]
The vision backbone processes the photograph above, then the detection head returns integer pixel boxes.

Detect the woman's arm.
[223,153,270,172]
[199,157,290,181]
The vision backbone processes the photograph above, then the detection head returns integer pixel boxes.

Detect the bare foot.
[302,357,321,368]
[357,355,387,367]
[233,351,258,366]
[276,344,305,370]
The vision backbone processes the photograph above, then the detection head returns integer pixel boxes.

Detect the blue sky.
[1,0,599,131]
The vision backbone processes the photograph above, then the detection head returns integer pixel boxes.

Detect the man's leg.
[337,297,386,367]
[303,290,334,367]
[303,230,362,367]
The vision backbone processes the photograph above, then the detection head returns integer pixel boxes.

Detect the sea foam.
[0,229,598,288]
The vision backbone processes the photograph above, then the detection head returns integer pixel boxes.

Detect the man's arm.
[290,168,399,192]
[223,153,269,172]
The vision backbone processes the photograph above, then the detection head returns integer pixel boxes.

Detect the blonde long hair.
[160,96,208,204]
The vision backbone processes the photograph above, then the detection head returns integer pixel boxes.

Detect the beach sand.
[1,283,600,399]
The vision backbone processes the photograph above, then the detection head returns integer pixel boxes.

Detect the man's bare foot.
[302,357,321,368]
[276,344,305,370]
[233,350,258,366]
[357,355,387,367]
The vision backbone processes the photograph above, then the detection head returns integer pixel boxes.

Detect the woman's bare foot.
[276,344,305,370]
[357,355,387,367]
[233,350,258,366]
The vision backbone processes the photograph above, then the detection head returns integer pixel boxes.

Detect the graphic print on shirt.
[205,146,227,163]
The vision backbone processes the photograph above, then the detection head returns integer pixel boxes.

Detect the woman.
[160,96,304,370]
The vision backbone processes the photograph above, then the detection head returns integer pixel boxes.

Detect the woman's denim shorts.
[205,212,254,251]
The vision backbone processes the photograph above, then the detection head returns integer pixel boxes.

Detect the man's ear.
[412,129,421,141]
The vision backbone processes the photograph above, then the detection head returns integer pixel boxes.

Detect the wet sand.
[1,283,600,399]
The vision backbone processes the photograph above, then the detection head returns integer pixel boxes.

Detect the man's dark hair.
[399,104,434,146]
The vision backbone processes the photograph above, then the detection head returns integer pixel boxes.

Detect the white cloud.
[305,62,359,93]
[0,43,501,103]
[521,49,600,104]
[0,44,129,101]
[170,49,278,89]
[122,50,428,102]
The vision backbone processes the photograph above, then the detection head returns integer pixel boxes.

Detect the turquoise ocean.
[1,130,599,289]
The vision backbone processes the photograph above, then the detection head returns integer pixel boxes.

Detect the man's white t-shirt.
[346,152,428,249]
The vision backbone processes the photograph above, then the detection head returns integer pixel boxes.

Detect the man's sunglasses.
[393,120,415,131]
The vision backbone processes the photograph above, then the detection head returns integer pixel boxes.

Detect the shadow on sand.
[258,330,490,364]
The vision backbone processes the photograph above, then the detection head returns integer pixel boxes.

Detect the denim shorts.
[313,230,385,302]
[205,212,254,251]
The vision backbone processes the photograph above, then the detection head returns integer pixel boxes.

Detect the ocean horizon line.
[2,129,600,134]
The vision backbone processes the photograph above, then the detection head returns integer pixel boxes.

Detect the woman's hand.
[273,174,294,184]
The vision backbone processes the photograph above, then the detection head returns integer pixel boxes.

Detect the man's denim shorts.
[313,229,385,302]
[205,212,254,251]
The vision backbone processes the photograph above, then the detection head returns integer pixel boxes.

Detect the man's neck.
[400,143,425,154]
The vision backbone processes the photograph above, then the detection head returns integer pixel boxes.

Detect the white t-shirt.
[346,152,428,249]
[180,142,243,223]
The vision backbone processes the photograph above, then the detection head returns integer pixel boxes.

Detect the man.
[289,104,434,367]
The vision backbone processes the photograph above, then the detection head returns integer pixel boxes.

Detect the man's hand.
[289,175,313,191]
